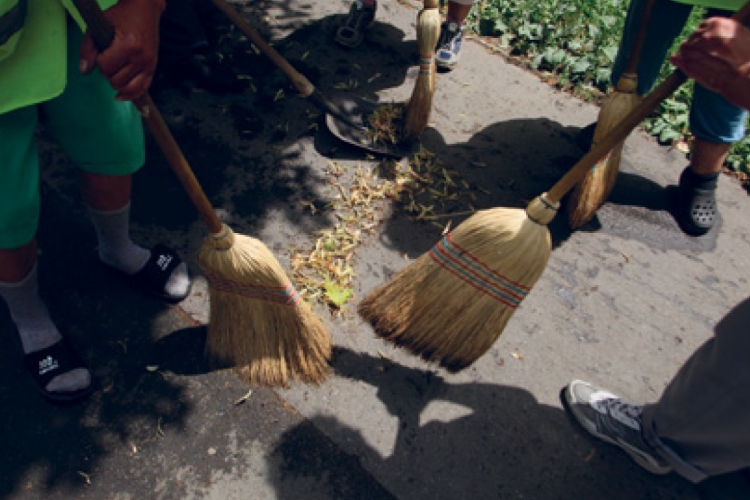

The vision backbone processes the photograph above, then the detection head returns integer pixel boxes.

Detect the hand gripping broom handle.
[209,0,364,130]
[545,0,750,205]
[71,0,224,235]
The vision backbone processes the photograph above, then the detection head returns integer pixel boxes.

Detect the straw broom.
[358,68,700,372]
[403,0,441,139]
[567,0,655,228]
[73,0,331,387]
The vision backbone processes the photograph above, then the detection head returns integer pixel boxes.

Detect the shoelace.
[437,23,460,48]
[593,398,644,439]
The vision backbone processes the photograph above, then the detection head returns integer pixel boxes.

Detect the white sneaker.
[564,379,673,475]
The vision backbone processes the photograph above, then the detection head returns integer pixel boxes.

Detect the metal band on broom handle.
[543,0,750,207]
[71,0,223,236]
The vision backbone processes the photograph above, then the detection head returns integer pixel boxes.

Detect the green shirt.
[0,0,116,115]
[672,0,741,10]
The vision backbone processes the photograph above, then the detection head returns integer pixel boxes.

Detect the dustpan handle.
[70,0,224,235]
[208,0,315,97]
[546,0,750,204]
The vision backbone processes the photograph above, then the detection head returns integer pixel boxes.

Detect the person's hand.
[670,17,750,111]
[78,0,166,101]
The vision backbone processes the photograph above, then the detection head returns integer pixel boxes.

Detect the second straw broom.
[403,0,441,139]
[567,0,655,228]
[358,67,702,372]
[72,0,331,388]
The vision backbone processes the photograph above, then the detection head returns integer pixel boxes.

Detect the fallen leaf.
[323,281,353,308]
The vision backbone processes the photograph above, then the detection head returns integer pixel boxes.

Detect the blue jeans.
[612,0,747,143]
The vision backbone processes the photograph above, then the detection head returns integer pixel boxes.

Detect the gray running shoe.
[335,0,376,48]
[564,379,673,475]
[435,21,464,70]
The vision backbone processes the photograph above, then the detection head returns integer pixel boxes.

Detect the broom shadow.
[151,325,223,376]
[564,156,720,253]
[362,118,719,260]
[358,118,587,260]
[267,346,709,499]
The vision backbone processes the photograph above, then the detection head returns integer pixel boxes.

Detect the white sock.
[88,203,150,274]
[0,264,90,393]
[88,203,190,299]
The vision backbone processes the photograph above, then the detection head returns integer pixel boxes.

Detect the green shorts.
[0,21,144,249]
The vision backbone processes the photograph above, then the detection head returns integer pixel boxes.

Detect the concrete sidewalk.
[2,0,750,498]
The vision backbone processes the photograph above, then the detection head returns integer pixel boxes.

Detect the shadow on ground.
[0,185,195,498]
[358,120,719,263]
[270,347,750,500]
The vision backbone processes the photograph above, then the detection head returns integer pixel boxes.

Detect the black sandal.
[107,244,191,303]
[24,340,93,404]
[675,167,719,237]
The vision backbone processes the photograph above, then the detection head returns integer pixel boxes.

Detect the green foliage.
[469,0,627,91]
[323,280,353,309]
[469,1,750,174]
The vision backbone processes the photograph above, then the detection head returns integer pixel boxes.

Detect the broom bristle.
[403,7,441,139]
[358,197,557,372]
[198,224,331,387]
[567,89,642,228]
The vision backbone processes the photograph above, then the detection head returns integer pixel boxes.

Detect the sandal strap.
[24,340,87,391]
[132,244,184,295]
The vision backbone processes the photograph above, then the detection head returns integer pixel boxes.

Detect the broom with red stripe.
[73,0,331,387]
[358,11,750,370]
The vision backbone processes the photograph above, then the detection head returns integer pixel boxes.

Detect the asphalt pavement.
[2,0,750,498]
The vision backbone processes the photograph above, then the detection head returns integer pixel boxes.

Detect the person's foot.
[102,244,191,303]
[0,265,93,403]
[435,21,464,71]
[335,0,377,48]
[563,380,673,475]
[24,339,93,404]
[675,167,719,236]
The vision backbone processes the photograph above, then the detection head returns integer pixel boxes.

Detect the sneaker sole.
[562,383,673,475]
[436,60,458,71]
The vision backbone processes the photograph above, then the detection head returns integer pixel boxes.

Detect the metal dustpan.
[325,95,418,158]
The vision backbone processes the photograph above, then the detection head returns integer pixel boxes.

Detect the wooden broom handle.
[209,0,315,97]
[546,0,750,204]
[70,0,224,235]
[623,0,656,75]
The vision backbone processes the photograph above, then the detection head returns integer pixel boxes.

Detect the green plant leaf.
[323,281,353,308]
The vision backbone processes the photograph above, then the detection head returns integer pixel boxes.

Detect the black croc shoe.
[675,167,719,236]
